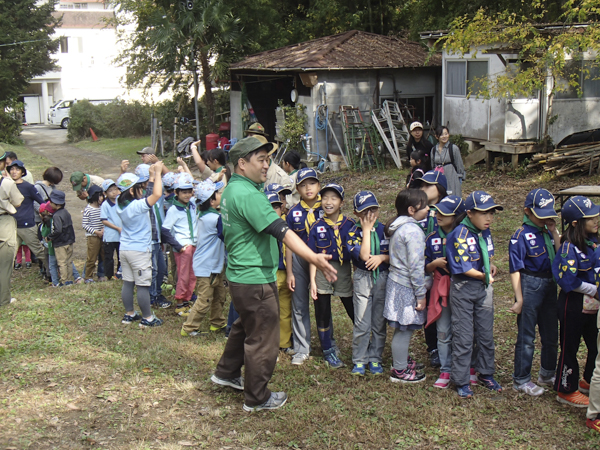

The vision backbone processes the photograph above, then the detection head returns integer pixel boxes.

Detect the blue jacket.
[286,202,324,243]
[446,224,495,275]
[346,221,389,271]
[552,240,596,292]
[508,223,554,273]
[307,215,355,263]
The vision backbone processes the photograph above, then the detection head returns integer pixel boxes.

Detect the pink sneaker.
[470,368,477,385]
[434,372,451,389]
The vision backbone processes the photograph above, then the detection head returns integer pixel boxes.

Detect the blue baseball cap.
[7,159,27,176]
[265,183,292,196]
[465,190,504,212]
[101,179,116,192]
[524,188,558,219]
[320,183,344,200]
[265,190,283,205]
[296,167,319,185]
[562,196,600,224]
[134,164,151,183]
[435,195,466,216]
[49,189,66,204]
[194,179,224,203]
[116,173,140,192]
[416,170,448,191]
[87,184,103,199]
[174,173,195,190]
[353,191,380,212]
[162,172,177,189]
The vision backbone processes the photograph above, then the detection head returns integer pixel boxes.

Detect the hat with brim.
[244,122,268,137]
[135,164,151,183]
[0,151,7,161]
[435,195,466,216]
[265,183,292,196]
[265,190,283,205]
[70,171,85,191]
[194,179,224,203]
[136,147,155,155]
[296,167,319,185]
[416,170,448,191]
[562,196,600,224]
[116,173,140,192]
[268,142,279,156]
[320,183,344,200]
[465,190,504,212]
[7,159,27,176]
[49,190,66,205]
[524,188,558,219]
[174,173,195,190]
[353,190,380,212]
[410,121,424,131]
[87,184,103,198]
[228,136,273,166]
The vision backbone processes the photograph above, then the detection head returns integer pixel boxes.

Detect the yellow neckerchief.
[300,195,322,234]
[281,212,287,267]
[323,212,345,265]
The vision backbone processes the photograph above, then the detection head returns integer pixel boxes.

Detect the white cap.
[410,121,423,131]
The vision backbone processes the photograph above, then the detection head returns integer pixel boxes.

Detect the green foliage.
[0,100,24,144]
[277,101,308,154]
[449,134,469,157]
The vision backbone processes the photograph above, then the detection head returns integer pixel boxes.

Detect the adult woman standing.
[406,122,433,160]
[431,126,465,198]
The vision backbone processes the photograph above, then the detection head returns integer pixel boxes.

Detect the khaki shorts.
[120,250,152,286]
[315,259,353,297]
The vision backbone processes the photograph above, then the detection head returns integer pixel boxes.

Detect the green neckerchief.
[290,169,299,176]
[173,199,195,241]
[198,206,219,218]
[427,206,437,235]
[438,226,447,258]
[522,215,555,263]
[461,216,490,287]
[154,204,163,230]
[356,220,381,282]
[215,166,224,173]
[586,238,598,250]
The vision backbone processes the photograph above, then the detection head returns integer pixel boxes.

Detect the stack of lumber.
[528,142,600,176]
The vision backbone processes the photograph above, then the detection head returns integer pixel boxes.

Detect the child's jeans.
[85,236,104,279]
[103,241,120,279]
[513,273,558,385]
[277,269,293,349]
[437,303,453,373]
[15,245,31,264]
[173,245,196,302]
[181,273,227,333]
[150,243,167,302]
[49,253,81,286]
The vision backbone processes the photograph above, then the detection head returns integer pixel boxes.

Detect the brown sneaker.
[556,391,589,408]
[579,379,590,395]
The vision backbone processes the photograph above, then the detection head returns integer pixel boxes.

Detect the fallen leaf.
[177,441,195,446]
[47,383,58,388]
[66,403,81,411]
[142,368,153,373]
[106,396,117,403]
[85,437,97,445]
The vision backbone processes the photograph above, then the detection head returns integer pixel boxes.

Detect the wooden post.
[159,121,164,157]
[512,153,519,170]
[151,112,156,150]
[173,118,178,157]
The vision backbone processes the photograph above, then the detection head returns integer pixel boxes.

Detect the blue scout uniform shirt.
[277,213,287,270]
[286,202,324,243]
[100,199,122,243]
[346,222,389,271]
[162,201,198,248]
[418,210,438,234]
[593,246,600,288]
[508,223,554,273]
[446,223,495,275]
[307,215,355,263]
[552,239,597,292]
[192,210,225,277]
[117,198,152,252]
[425,229,449,274]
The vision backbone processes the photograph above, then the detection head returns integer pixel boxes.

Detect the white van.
[48,99,115,128]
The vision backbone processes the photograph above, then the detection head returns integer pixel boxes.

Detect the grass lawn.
[74,137,153,164]
[0,141,52,177]
[3,155,600,448]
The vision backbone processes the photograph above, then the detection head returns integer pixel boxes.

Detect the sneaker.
[457,384,474,398]
[139,315,163,328]
[332,344,341,359]
[429,349,441,368]
[210,374,244,391]
[390,367,425,384]
[152,297,172,309]
[537,374,555,387]
[74,277,84,284]
[434,372,451,389]
[52,283,64,288]
[25,262,32,269]
[478,374,502,392]
[14,263,22,270]
[63,281,74,286]
[470,368,478,386]
[210,325,227,333]
[513,381,544,397]
[190,293,197,303]
[115,272,123,280]
[243,391,287,412]
[323,350,345,369]
[122,311,142,324]
[557,391,589,408]
[175,304,191,316]
[407,356,425,371]
[351,364,366,376]
[580,379,590,395]
[587,414,600,432]
[368,362,384,375]
[181,329,207,337]
[97,276,108,282]
[280,347,296,356]
[291,353,309,366]
[84,278,94,284]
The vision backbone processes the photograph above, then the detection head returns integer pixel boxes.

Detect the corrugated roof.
[53,11,116,29]
[231,30,441,71]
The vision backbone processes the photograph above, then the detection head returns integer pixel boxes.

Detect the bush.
[0,101,23,144]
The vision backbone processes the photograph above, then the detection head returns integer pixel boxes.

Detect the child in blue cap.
[307,183,355,369]
[508,189,560,397]
[425,195,466,389]
[81,184,105,283]
[346,191,390,376]
[446,190,502,398]
[552,195,600,408]
[100,179,122,280]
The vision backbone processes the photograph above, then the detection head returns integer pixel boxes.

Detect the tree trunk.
[199,49,216,133]
[193,67,200,141]
[543,82,554,153]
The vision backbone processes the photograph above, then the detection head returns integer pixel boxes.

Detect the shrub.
[0,101,24,144]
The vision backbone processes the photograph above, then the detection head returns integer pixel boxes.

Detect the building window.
[74,3,88,9]
[60,4,74,9]
[556,60,600,99]
[60,36,68,53]
[446,60,488,97]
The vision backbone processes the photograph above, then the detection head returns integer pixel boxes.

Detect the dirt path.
[21,125,122,260]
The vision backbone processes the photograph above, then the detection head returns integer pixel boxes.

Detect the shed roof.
[231,30,441,72]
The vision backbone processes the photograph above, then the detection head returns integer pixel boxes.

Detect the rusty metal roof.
[53,11,116,29]
[231,30,441,72]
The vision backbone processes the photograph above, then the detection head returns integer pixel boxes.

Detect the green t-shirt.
[41,220,54,256]
[221,173,281,284]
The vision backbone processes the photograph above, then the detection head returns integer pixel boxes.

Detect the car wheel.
[61,118,70,129]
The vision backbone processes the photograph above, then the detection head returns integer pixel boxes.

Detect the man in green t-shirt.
[211,137,336,412]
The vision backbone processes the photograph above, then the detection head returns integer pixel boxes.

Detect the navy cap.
[353,191,380,212]
[265,183,292,196]
[320,183,344,200]
[49,190,66,204]
[87,185,103,199]
[524,188,558,219]
[465,190,504,212]
[265,190,283,205]
[296,167,319,185]
[435,195,466,216]
[562,196,600,224]
[7,159,27,176]
[417,170,448,191]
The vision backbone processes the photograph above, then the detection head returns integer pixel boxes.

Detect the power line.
[0,39,47,47]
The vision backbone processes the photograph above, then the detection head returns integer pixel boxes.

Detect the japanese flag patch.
[525,233,536,240]
[293,210,303,217]
[317,226,326,233]
[467,237,476,246]
[432,238,442,245]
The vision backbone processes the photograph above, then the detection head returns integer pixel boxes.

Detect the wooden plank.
[464,147,488,167]
[557,186,600,196]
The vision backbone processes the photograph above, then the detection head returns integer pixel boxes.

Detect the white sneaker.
[537,375,555,387]
[513,381,544,397]
[291,353,309,365]
[10,298,16,303]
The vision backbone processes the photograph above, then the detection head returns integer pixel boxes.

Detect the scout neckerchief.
[523,215,556,263]
[300,196,322,234]
[281,212,287,267]
[427,206,437,235]
[290,169,299,176]
[437,225,447,258]
[215,166,224,173]
[198,206,219,218]
[153,204,163,230]
[173,198,195,241]
[461,216,490,287]
[356,220,381,282]
[323,213,345,265]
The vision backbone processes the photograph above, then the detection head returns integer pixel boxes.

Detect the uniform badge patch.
[462,256,469,261]
[568,260,575,266]
[467,237,476,246]
[293,210,302,217]
[317,226,326,233]
[432,238,442,245]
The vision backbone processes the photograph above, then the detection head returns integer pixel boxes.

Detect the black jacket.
[48,208,76,248]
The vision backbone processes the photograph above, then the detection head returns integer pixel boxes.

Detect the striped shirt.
[82,204,103,236]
